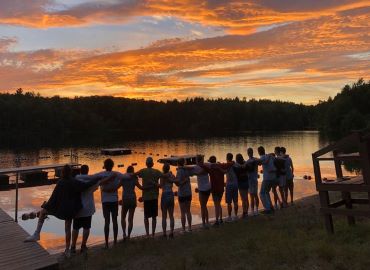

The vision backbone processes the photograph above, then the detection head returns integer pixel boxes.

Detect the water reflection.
[0,132,337,253]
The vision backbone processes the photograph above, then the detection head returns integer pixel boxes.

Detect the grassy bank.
[61,195,370,270]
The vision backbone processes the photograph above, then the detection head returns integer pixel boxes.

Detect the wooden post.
[319,191,334,233]
[342,191,355,225]
[15,173,19,223]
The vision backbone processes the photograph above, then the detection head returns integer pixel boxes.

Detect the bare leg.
[104,215,110,248]
[65,220,72,251]
[185,200,192,231]
[71,229,79,250]
[152,217,157,237]
[233,200,238,217]
[112,214,118,245]
[127,208,135,238]
[227,203,232,218]
[121,207,129,239]
[81,228,90,248]
[162,206,168,236]
[25,209,48,242]
[180,202,186,231]
[250,193,255,213]
[144,217,149,237]
[168,205,175,235]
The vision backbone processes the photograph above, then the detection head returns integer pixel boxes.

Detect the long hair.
[61,165,72,179]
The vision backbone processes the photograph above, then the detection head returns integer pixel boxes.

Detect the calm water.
[0,131,338,253]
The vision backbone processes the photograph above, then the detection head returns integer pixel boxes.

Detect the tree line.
[0,79,369,146]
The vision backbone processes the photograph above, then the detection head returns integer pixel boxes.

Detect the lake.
[0,131,339,253]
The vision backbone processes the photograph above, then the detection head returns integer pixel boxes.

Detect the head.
[196,155,204,164]
[281,147,287,155]
[80,165,89,175]
[274,146,281,156]
[103,158,114,171]
[126,165,134,174]
[163,163,170,173]
[177,158,185,167]
[208,156,217,163]
[62,165,72,179]
[226,153,233,162]
[258,146,265,156]
[146,157,154,168]
[236,153,244,164]
[247,148,253,158]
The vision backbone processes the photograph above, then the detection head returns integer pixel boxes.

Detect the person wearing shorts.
[136,157,162,237]
[159,163,176,238]
[104,165,143,240]
[274,147,287,208]
[71,165,99,253]
[281,147,294,205]
[200,156,232,226]
[95,159,123,249]
[191,155,211,228]
[246,148,259,216]
[225,153,238,222]
[257,147,275,214]
[175,158,193,233]
[233,154,249,218]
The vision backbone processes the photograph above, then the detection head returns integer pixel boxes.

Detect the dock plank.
[0,208,58,270]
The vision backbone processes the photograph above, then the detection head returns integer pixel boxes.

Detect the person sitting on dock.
[135,157,162,238]
[281,147,294,205]
[175,158,193,233]
[24,165,105,257]
[159,163,176,238]
[70,165,99,254]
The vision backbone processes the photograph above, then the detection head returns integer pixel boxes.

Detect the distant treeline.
[0,79,369,146]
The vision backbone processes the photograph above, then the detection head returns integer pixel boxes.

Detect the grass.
[61,195,370,270]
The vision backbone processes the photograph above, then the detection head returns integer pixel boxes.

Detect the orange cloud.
[0,4,369,103]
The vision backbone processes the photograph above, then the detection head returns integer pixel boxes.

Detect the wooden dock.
[0,208,58,270]
[101,148,132,155]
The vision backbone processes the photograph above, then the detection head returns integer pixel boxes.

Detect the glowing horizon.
[0,0,369,104]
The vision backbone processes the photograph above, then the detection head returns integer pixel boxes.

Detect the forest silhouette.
[0,79,369,147]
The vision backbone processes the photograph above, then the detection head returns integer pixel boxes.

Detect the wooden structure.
[0,208,58,270]
[158,154,203,166]
[101,148,132,155]
[312,131,370,233]
[0,163,80,222]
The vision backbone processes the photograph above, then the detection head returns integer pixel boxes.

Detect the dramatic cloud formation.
[0,1,369,103]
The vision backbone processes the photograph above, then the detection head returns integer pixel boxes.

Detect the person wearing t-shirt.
[190,155,211,228]
[224,153,238,222]
[257,146,274,214]
[71,165,99,254]
[136,157,162,238]
[233,153,249,218]
[281,147,294,205]
[274,146,287,208]
[175,158,192,233]
[159,163,176,238]
[96,158,122,249]
[246,148,260,216]
[103,165,145,240]
[200,156,233,226]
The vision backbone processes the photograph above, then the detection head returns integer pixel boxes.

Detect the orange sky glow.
[0,0,369,103]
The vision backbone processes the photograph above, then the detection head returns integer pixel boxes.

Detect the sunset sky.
[0,0,369,103]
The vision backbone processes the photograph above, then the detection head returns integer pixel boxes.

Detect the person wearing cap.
[135,157,162,237]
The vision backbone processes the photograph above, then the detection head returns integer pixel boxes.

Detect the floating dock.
[101,148,132,155]
[0,208,58,270]
[158,154,203,166]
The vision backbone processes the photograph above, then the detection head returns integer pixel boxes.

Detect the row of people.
[25,146,294,256]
